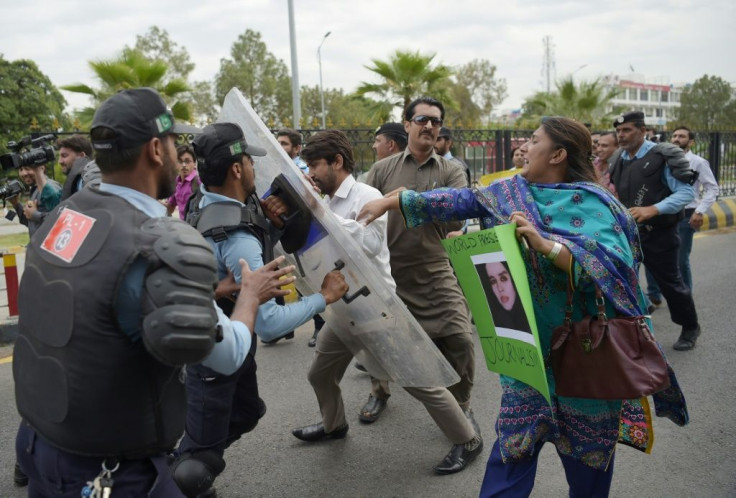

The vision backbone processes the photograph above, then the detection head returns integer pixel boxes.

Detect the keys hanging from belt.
[81,459,118,498]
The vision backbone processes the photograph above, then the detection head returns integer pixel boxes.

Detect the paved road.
[1,230,735,497]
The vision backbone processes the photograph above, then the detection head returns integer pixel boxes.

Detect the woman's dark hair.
[301,130,355,173]
[540,117,598,184]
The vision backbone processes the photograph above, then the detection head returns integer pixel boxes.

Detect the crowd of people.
[7,86,715,497]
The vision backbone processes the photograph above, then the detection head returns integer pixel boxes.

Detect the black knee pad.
[171,450,226,498]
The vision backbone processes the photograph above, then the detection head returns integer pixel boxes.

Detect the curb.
[0,318,19,345]
[702,197,735,231]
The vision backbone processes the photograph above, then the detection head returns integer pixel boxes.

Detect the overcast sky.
[2,0,734,117]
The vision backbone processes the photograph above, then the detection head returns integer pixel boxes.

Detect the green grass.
[0,232,28,249]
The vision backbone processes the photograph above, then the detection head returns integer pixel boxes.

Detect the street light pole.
[318,31,331,129]
[287,0,301,128]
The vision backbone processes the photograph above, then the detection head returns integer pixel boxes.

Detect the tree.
[128,26,217,125]
[452,59,507,125]
[299,86,377,128]
[62,49,191,128]
[0,55,70,156]
[128,26,195,82]
[676,75,736,130]
[520,76,619,127]
[355,50,454,122]
[188,80,219,126]
[215,30,291,126]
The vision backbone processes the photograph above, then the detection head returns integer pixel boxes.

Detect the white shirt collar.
[330,174,356,201]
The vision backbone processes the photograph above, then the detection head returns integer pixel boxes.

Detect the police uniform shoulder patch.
[40,208,96,263]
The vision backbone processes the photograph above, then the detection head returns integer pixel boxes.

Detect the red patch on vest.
[40,208,96,263]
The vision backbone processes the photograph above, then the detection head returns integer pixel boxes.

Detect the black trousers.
[16,422,183,497]
[178,339,262,463]
[640,223,699,329]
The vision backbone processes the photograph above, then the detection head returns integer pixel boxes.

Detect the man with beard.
[364,97,478,434]
[13,88,297,496]
[171,122,348,498]
[646,126,719,302]
[57,134,93,200]
[610,111,701,350]
[291,129,482,475]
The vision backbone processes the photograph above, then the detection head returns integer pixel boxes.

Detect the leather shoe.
[359,395,387,424]
[262,331,294,345]
[433,436,484,475]
[13,462,28,487]
[292,422,348,442]
[674,326,701,351]
[650,296,662,306]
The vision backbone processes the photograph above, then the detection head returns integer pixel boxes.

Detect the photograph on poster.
[471,251,534,345]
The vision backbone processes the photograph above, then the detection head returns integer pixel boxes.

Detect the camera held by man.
[1,135,62,235]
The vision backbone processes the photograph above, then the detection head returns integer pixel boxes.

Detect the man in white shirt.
[286,130,483,475]
[647,126,719,297]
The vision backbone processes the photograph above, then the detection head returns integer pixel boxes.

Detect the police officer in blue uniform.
[610,111,702,350]
[171,122,348,498]
[13,88,295,497]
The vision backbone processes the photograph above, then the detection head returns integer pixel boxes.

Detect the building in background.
[602,74,685,128]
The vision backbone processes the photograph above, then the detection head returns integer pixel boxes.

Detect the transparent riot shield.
[219,89,459,388]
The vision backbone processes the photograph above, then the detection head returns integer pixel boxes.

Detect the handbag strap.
[564,279,608,324]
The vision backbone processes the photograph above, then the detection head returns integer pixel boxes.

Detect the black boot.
[673,325,701,351]
[13,462,28,487]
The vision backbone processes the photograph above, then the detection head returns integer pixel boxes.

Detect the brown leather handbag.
[549,282,670,400]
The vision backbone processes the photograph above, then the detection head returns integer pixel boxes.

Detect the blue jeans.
[479,439,615,497]
[646,214,694,300]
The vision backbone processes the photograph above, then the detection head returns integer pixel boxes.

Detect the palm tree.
[62,49,191,128]
[521,76,620,127]
[355,50,453,122]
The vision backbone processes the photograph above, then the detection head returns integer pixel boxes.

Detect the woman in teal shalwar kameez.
[359,117,688,497]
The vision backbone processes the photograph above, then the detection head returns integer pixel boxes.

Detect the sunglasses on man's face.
[410,115,443,127]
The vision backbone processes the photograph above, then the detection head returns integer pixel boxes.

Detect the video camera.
[0,179,25,201]
[0,134,56,171]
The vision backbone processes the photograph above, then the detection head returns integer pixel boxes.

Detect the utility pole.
[541,35,556,93]
[318,31,331,129]
[287,0,301,128]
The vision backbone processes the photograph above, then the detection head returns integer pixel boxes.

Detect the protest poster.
[442,224,551,405]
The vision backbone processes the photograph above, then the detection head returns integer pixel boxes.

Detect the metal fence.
[25,128,736,196]
[313,128,734,196]
[299,128,535,185]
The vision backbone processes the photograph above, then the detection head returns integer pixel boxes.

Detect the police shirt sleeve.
[655,167,695,215]
[199,303,253,376]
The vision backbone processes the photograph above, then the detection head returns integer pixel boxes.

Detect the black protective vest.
[189,196,274,265]
[188,196,273,316]
[611,148,680,228]
[14,188,187,458]
[60,157,90,201]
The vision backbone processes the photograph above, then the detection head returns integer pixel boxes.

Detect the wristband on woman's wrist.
[546,241,563,261]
